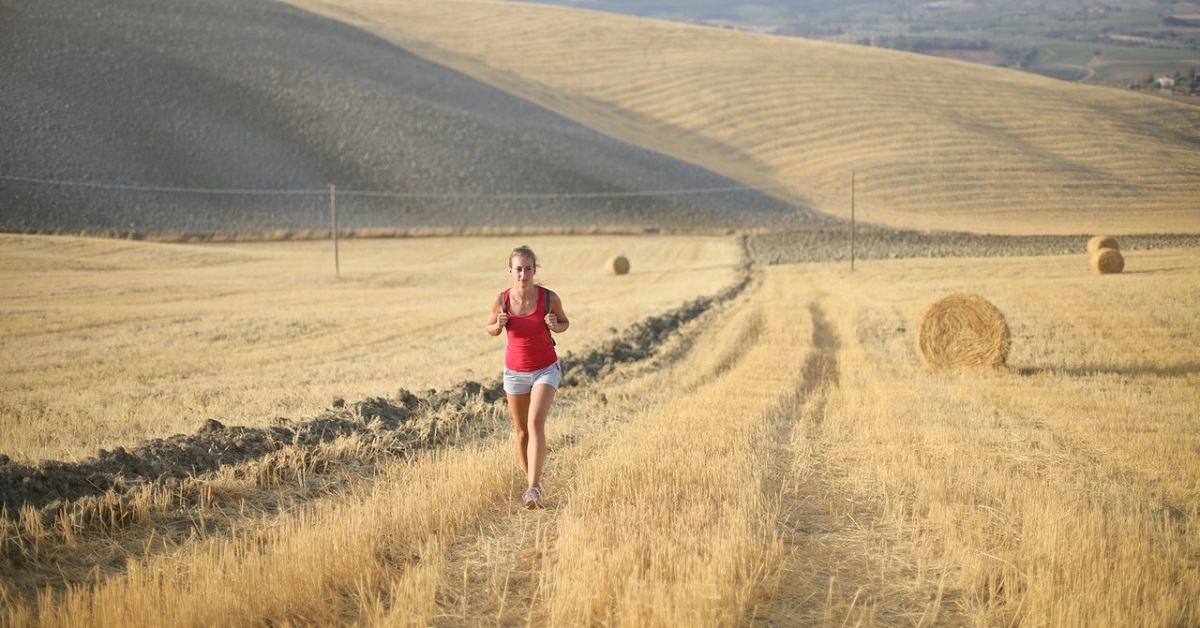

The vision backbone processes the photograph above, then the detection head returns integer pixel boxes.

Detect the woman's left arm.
[545,292,569,334]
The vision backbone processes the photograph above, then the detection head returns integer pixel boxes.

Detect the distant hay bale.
[1087,235,1119,253]
[917,294,1010,371]
[606,255,630,275]
[1091,248,1125,275]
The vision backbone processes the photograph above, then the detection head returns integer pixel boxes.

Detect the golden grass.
[2,239,1197,625]
[808,248,1200,625]
[285,0,1200,236]
[5,445,513,626]
[5,3,1198,623]
[544,279,793,625]
[0,233,742,462]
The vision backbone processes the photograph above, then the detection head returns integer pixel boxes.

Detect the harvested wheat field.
[2,234,1198,626]
[4,0,1200,625]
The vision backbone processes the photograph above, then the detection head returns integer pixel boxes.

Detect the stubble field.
[4,0,1200,624]
[2,233,1197,625]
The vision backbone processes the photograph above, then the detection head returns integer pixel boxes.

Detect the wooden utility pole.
[850,170,856,271]
[331,184,340,279]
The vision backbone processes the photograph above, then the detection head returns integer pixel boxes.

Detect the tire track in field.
[438,281,870,624]
[432,270,765,624]
[799,299,840,421]
[436,272,851,623]
[432,366,707,623]
[755,295,958,625]
[430,401,605,625]
[754,296,849,624]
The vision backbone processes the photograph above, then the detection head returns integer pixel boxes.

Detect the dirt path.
[753,297,844,624]
[434,270,951,623]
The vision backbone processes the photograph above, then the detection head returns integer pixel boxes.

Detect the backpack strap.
[500,288,557,346]
[543,287,556,347]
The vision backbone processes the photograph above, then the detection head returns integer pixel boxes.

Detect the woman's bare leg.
[526,384,556,489]
[508,393,531,478]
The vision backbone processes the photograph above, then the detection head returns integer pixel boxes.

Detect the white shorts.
[503,361,562,395]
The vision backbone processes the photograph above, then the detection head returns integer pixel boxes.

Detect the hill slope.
[0,0,817,236]
[289,0,1200,235]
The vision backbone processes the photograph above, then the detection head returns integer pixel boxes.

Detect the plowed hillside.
[0,0,818,236]
[289,0,1200,235]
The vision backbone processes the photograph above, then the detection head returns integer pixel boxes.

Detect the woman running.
[485,246,569,509]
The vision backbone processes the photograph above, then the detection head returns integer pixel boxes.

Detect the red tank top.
[504,286,558,371]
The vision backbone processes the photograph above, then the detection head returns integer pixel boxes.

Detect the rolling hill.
[0,0,819,236]
[288,0,1200,236]
[3,0,1198,237]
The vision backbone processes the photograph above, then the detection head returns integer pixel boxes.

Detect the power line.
[0,174,322,196]
[0,173,789,200]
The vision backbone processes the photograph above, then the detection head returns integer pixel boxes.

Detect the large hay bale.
[605,255,630,275]
[917,294,1010,371]
[1091,248,1124,275]
[1087,235,1119,253]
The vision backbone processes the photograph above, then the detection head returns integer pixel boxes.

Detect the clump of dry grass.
[605,254,630,275]
[0,445,512,627]
[1091,247,1125,274]
[1087,235,1119,253]
[917,294,1011,370]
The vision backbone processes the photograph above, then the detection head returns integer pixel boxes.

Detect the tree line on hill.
[848,34,1043,69]
[1130,67,1200,96]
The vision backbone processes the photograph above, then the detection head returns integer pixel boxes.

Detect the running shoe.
[522,486,545,510]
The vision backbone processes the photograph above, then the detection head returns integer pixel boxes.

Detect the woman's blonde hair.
[508,245,538,269]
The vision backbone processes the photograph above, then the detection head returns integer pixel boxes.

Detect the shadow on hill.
[0,0,827,236]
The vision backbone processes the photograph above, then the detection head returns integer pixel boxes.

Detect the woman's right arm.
[485,293,507,336]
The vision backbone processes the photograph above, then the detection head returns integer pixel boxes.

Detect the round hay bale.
[1087,235,1119,253]
[917,294,1010,371]
[605,255,630,276]
[1091,248,1124,275]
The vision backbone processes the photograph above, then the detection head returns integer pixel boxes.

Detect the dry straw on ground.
[1087,235,1119,253]
[1091,247,1125,274]
[606,254,631,275]
[917,293,1011,370]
